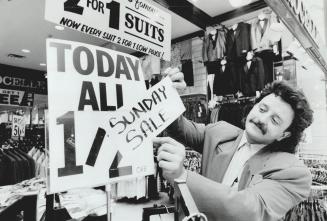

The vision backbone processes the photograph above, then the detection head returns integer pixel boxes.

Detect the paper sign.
[45,0,171,61]
[12,115,26,137]
[0,89,34,107]
[102,77,185,183]
[46,39,184,193]
[47,38,146,193]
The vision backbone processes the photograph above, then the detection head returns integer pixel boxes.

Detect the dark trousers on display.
[255,50,275,85]
[181,59,194,86]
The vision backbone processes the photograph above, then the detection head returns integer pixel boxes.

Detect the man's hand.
[164,67,186,92]
[153,137,186,184]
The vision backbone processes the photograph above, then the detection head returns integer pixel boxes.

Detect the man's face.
[245,94,294,145]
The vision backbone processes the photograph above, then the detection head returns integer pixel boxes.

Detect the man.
[153,68,313,221]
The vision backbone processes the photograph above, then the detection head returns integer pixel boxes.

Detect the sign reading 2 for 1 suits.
[46,39,185,193]
[45,0,171,61]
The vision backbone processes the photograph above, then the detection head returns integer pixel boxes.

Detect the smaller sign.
[0,89,34,107]
[12,115,26,137]
[0,64,47,95]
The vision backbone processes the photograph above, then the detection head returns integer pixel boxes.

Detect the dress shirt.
[222,132,265,189]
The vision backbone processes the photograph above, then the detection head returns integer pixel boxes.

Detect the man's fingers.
[170,71,184,82]
[153,137,179,146]
[173,81,187,90]
[158,143,177,155]
[165,67,180,76]
[157,150,179,162]
[158,160,177,171]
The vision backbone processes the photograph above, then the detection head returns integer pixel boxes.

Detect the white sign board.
[46,39,184,193]
[103,77,185,182]
[45,0,171,61]
[12,115,26,137]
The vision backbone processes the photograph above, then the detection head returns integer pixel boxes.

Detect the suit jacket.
[167,117,312,221]
[203,28,228,62]
[225,22,252,61]
[213,63,236,96]
[251,13,279,52]
[239,57,265,96]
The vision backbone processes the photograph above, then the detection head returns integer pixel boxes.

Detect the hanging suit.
[239,57,265,96]
[225,22,252,61]
[251,14,278,52]
[202,28,228,63]
[213,63,236,96]
[180,39,194,86]
[167,118,311,221]
[251,13,281,84]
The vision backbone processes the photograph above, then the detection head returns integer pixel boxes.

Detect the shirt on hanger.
[180,39,192,61]
[222,132,265,189]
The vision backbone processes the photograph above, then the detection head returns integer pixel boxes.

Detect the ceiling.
[0,0,259,72]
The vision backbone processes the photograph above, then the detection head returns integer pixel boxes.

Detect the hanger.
[258,12,266,21]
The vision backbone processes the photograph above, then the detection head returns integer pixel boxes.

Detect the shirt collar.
[238,132,266,151]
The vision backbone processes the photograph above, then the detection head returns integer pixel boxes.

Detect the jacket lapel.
[235,23,241,39]
[238,146,270,190]
[214,131,243,182]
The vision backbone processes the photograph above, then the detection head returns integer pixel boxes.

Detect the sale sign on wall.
[45,0,171,61]
[12,115,26,138]
[46,39,184,193]
[0,89,34,107]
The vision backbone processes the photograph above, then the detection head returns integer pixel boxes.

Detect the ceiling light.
[40,63,46,66]
[229,0,252,7]
[21,49,30,53]
[55,25,65,31]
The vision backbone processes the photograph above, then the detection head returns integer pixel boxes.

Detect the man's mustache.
[250,119,267,135]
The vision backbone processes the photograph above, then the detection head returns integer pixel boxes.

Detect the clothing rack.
[217,95,256,105]
[0,195,37,221]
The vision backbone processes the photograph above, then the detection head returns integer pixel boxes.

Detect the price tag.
[12,115,26,137]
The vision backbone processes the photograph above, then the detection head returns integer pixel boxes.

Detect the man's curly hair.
[255,81,313,153]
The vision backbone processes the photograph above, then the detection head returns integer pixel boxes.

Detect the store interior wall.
[180,37,207,96]
[0,0,326,153]
[175,5,327,156]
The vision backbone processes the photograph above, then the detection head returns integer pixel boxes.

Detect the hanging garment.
[202,28,227,62]
[255,49,276,85]
[251,13,281,52]
[239,57,265,96]
[213,63,236,96]
[181,95,207,124]
[209,105,222,124]
[184,150,202,174]
[0,147,36,185]
[225,22,252,61]
[207,73,215,101]
[181,60,194,86]
[216,102,254,129]
[180,39,192,61]
[161,43,181,72]
[205,60,220,75]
